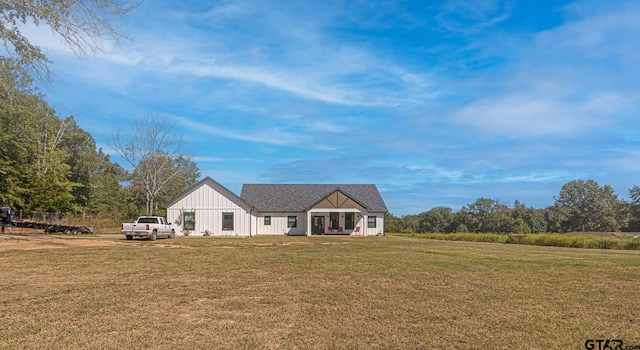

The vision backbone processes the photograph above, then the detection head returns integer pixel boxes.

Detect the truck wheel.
[149,230,157,241]
[169,229,175,239]
[126,235,133,240]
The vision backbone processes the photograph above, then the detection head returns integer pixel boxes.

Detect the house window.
[183,211,195,231]
[287,216,297,228]
[345,213,354,230]
[264,216,271,225]
[222,212,234,230]
[330,212,339,229]
[367,216,376,228]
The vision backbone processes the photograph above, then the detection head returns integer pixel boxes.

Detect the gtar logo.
[585,339,623,350]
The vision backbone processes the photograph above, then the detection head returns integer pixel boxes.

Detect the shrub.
[584,237,619,250]
[454,224,468,233]
[620,237,640,250]
[419,233,507,244]
[390,232,640,251]
[505,234,527,244]
[522,234,584,248]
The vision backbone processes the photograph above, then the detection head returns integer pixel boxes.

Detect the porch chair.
[327,227,333,234]
[354,226,360,235]
[338,227,344,234]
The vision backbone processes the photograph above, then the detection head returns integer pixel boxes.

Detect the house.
[164,177,388,237]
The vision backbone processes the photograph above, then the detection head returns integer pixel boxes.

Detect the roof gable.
[164,176,251,210]
[305,188,368,211]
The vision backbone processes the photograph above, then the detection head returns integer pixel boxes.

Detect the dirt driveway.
[0,230,122,252]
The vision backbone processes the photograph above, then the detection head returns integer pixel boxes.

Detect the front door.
[311,216,324,235]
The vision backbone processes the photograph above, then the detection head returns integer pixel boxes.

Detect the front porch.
[302,187,378,236]
[305,209,368,236]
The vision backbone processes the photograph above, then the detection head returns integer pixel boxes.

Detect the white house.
[165,177,388,237]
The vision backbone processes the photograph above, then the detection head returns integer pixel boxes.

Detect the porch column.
[363,214,367,237]
[306,211,311,236]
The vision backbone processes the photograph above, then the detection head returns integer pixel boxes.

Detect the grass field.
[1,234,639,349]
[395,232,640,250]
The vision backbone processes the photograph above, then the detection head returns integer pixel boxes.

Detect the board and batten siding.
[166,182,251,236]
[365,213,386,236]
[254,213,306,236]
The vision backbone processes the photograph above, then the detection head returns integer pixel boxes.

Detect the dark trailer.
[1,207,92,234]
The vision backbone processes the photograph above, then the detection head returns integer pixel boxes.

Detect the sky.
[24,0,640,215]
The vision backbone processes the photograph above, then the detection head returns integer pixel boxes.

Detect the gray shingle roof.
[240,184,388,213]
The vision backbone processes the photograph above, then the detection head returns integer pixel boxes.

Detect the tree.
[384,213,402,233]
[147,155,200,217]
[627,186,640,231]
[400,214,420,234]
[630,186,640,204]
[511,200,531,234]
[1,59,132,217]
[528,208,548,233]
[543,206,565,233]
[460,198,514,233]
[554,180,625,232]
[58,116,100,211]
[0,66,79,211]
[88,155,123,209]
[512,200,547,233]
[453,207,476,233]
[418,206,454,233]
[110,115,199,216]
[0,0,139,93]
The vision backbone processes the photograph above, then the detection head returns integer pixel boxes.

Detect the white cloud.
[544,2,640,52]
[192,156,224,162]
[55,1,439,109]
[436,0,512,33]
[200,2,248,19]
[405,164,464,181]
[444,2,640,138]
[499,173,571,183]
[450,92,625,137]
[176,117,300,146]
[312,144,340,152]
[307,121,347,133]
[168,61,359,106]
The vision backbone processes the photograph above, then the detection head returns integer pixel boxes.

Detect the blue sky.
[28,0,640,215]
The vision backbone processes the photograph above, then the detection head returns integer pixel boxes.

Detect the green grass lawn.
[1,235,639,349]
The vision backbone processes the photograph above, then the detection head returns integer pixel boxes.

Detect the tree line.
[386,180,640,234]
[1,0,194,221]
[0,60,199,221]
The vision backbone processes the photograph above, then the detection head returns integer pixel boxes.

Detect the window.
[137,217,158,224]
[222,212,234,230]
[287,216,297,228]
[264,216,271,225]
[183,212,195,231]
[367,216,376,228]
[330,212,339,229]
[345,213,354,230]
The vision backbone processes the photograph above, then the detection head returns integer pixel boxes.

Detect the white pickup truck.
[121,216,175,241]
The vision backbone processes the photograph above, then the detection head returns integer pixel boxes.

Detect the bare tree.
[110,115,192,216]
[0,0,139,93]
